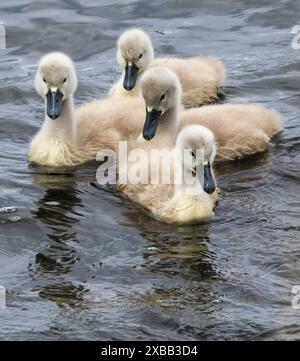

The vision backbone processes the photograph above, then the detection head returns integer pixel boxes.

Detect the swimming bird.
[29,52,145,167]
[110,28,225,107]
[139,66,282,161]
[118,124,218,224]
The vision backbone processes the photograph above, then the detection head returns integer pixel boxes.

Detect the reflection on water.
[29,174,83,306]
[0,0,300,340]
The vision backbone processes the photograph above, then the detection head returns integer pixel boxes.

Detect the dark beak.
[46,89,63,120]
[203,162,216,194]
[143,108,162,141]
[123,63,139,91]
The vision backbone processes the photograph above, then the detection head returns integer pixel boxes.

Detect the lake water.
[0,0,299,340]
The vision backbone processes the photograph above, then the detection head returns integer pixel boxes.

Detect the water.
[0,0,300,340]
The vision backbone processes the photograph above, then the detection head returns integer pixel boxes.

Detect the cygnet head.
[140,66,182,141]
[117,29,154,91]
[35,52,77,120]
[176,125,217,194]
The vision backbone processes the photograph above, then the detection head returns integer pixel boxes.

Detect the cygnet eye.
[191,150,196,158]
[138,53,143,59]
[63,77,67,83]
[160,94,165,101]
[43,78,47,83]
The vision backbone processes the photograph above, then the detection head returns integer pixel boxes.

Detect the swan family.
[28,29,282,224]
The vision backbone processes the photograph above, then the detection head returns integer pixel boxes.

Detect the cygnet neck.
[156,103,180,146]
[43,96,76,144]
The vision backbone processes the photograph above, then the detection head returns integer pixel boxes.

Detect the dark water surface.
[0,0,300,340]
